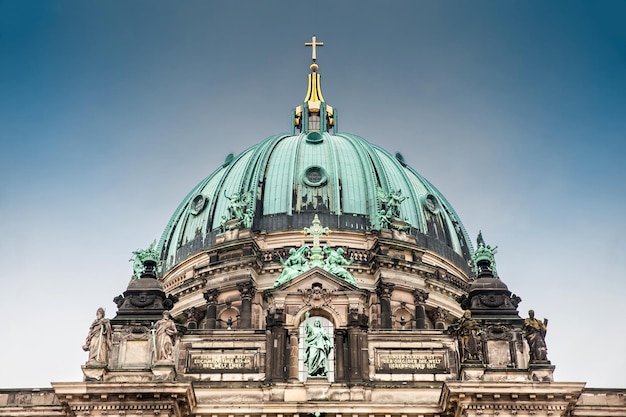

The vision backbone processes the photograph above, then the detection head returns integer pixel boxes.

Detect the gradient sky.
[1,1,625,388]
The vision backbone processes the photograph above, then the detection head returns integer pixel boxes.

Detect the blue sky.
[1,1,625,388]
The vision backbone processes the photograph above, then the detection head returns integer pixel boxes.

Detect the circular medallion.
[190,194,207,215]
[302,166,328,187]
[422,194,440,214]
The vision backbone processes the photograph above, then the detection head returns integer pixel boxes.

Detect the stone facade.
[3,42,624,417]
[2,227,625,417]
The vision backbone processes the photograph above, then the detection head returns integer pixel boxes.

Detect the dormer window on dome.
[293,36,336,134]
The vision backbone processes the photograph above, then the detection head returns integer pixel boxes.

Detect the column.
[413,288,429,329]
[237,281,256,329]
[288,329,300,382]
[376,281,395,329]
[334,329,346,382]
[266,308,286,382]
[203,289,219,329]
[347,308,369,382]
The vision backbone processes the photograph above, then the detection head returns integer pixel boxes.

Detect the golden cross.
[305,35,324,62]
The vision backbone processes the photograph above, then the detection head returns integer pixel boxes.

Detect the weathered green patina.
[472,232,498,277]
[220,190,253,231]
[274,216,357,287]
[129,241,159,279]
[304,311,333,377]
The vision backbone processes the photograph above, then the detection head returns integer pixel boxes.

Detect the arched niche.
[297,310,336,383]
[218,307,239,329]
[392,306,414,330]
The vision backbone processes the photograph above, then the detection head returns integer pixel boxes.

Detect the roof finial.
[305,35,324,72]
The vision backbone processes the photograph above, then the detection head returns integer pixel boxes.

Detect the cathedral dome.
[157,48,474,283]
[157,130,473,274]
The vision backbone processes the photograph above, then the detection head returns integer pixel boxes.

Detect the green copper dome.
[157,130,473,273]
[157,58,473,274]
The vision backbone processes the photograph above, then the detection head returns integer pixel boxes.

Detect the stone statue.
[451,310,482,362]
[274,245,310,287]
[523,309,548,362]
[153,310,178,362]
[82,307,112,365]
[322,246,357,286]
[304,311,333,377]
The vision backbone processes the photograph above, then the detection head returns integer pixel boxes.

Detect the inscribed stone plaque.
[375,349,449,373]
[187,349,259,373]
[487,340,511,367]
[121,340,151,367]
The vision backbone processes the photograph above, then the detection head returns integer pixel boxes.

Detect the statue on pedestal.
[153,311,178,362]
[523,309,549,362]
[83,307,112,365]
[304,311,333,377]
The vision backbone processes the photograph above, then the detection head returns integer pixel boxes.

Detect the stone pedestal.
[460,362,485,381]
[151,362,176,381]
[82,363,107,381]
[529,362,555,382]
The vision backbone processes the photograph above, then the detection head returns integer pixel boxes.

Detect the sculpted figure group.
[274,243,357,287]
[322,246,356,286]
[274,245,310,287]
[222,190,253,230]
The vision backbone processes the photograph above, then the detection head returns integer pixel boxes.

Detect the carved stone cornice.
[52,382,196,417]
[443,381,586,417]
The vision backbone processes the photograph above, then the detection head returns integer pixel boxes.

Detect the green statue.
[273,245,311,287]
[304,311,333,377]
[322,246,357,286]
[376,187,410,230]
[221,190,253,231]
[129,240,159,280]
[472,231,498,277]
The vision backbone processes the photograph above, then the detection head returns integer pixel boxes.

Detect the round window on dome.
[422,194,440,214]
[190,194,207,215]
[302,166,328,187]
